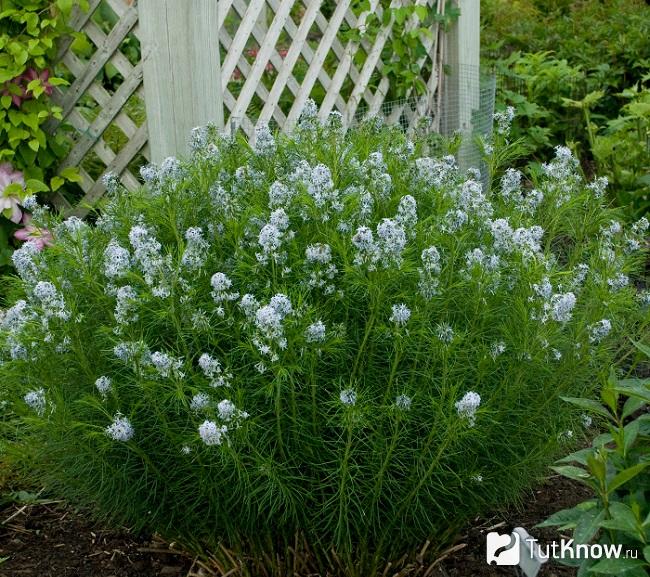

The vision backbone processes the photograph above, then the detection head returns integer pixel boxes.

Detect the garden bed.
[0,475,590,577]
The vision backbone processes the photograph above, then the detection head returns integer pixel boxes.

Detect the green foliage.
[0,0,85,301]
[539,342,650,576]
[493,51,586,156]
[483,0,650,215]
[344,1,459,98]
[0,0,86,191]
[482,0,650,78]
[0,110,647,573]
[587,84,650,215]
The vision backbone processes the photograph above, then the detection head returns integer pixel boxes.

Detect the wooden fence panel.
[50,0,458,215]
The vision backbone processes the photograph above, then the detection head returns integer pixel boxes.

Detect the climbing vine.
[0,0,86,287]
[345,0,460,97]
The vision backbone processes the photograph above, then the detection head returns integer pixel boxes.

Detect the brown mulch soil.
[0,475,591,577]
[429,475,592,577]
[0,500,193,577]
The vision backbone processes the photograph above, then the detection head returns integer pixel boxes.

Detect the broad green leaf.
[577,559,598,577]
[3,182,23,196]
[644,546,650,563]
[617,377,650,387]
[60,167,82,183]
[586,454,606,483]
[50,176,65,191]
[536,505,584,528]
[590,556,647,574]
[56,0,74,17]
[48,77,68,87]
[608,463,649,494]
[25,178,49,193]
[623,420,640,454]
[613,383,650,404]
[592,432,614,447]
[560,397,612,419]
[413,5,428,20]
[551,465,591,482]
[599,502,642,539]
[574,508,606,544]
[21,112,39,132]
[26,78,41,92]
[623,397,646,420]
[557,447,594,466]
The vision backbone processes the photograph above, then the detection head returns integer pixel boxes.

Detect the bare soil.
[0,475,591,577]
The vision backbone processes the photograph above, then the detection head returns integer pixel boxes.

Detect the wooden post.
[443,0,480,169]
[139,0,224,162]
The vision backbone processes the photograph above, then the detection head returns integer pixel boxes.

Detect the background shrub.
[482,0,650,216]
[0,110,647,573]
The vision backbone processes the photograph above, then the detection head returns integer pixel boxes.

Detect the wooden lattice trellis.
[50,0,455,215]
[219,0,447,135]
[49,0,146,214]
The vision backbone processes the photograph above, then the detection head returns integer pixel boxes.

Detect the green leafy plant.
[0,0,85,194]
[0,107,647,575]
[587,84,650,216]
[493,51,587,159]
[0,0,85,301]
[538,341,650,576]
[483,1,650,214]
[344,0,459,98]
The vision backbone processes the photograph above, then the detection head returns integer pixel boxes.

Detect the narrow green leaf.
[633,341,650,359]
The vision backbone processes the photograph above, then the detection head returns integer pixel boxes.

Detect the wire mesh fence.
[230,65,496,173]
[351,65,496,171]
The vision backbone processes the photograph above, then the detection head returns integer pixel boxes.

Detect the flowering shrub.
[0,106,647,572]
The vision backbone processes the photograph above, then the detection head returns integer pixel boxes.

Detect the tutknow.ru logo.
[487,528,639,573]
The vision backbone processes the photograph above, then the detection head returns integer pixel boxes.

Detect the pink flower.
[1,77,25,107]
[14,215,53,250]
[1,68,53,108]
[21,68,53,99]
[0,163,25,224]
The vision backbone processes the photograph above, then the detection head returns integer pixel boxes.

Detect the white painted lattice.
[220,0,447,138]
[50,0,448,214]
